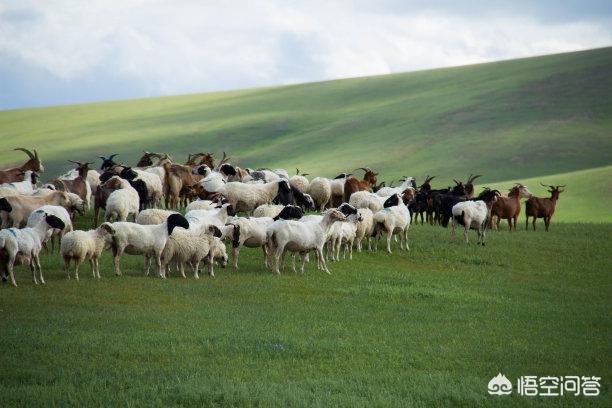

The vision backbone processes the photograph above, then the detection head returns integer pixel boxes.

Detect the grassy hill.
[0,47,611,221]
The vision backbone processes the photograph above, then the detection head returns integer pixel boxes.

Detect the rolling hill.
[1,47,611,221]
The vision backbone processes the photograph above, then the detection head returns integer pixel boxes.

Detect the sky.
[1,0,611,110]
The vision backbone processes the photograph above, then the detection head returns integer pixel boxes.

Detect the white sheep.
[335,213,362,260]
[225,217,273,269]
[60,227,113,279]
[289,171,309,193]
[133,169,164,208]
[355,208,374,252]
[103,176,140,222]
[185,203,236,232]
[100,213,190,278]
[185,199,218,212]
[349,191,386,213]
[135,209,179,225]
[308,177,331,211]
[373,194,411,253]
[214,180,291,213]
[252,204,285,218]
[26,205,74,252]
[161,226,228,279]
[0,213,66,286]
[266,209,346,274]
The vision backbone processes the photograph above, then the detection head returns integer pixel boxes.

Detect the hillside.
[0,47,611,221]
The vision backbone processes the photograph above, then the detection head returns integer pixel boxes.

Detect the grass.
[1,48,611,222]
[0,212,610,407]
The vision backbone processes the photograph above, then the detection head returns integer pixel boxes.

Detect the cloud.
[0,0,611,108]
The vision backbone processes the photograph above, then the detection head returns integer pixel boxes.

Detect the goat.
[373,193,411,253]
[0,170,39,196]
[0,148,44,184]
[0,191,73,228]
[489,184,532,231]
[451,188,500,245]
[343,168,378,203]
[52,161,93,208]
[525,184,565,231]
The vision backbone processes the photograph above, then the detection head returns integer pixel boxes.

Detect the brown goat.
[0,148,44,183]
[525,184,565,231]
[163,162,200,209]
[52,161,93,203]
[343,167,378,203]
[489,184,532,231]
[135,151,166,167]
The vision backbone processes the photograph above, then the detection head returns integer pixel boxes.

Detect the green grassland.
[1,47,611,406]
[1,47,611,222]
[0,213,610,407]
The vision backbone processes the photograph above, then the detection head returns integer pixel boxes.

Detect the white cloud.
[0,0,611,104]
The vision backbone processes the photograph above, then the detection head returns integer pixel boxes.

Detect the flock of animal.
[0,148,565,286]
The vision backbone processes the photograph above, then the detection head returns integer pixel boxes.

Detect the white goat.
[100,213,190,278]
[266,209,346,274]
[60,227,113,279]
[450,191,499,245]
[376,177,415,197]
[0,170,38,195]
[0,213,65,286]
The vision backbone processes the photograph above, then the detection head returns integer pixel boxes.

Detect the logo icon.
[488,373,512,395]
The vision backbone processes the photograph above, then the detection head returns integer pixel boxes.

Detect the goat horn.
[14,148,35,159]
[67,160,82,165]
[453,179,461,185]
[296,168,300,175]
[557,185,566,189]
[353,167,369,173]
[469,174,482,183]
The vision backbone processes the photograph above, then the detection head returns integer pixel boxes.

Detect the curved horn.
[109,154,118,159]
[468,174,482,183]
[556,184,566,188]
[453,179,461,185]
[14,148,34,159]
[296,168,300,175]
[67,160,82,165]
[353,167,369,173]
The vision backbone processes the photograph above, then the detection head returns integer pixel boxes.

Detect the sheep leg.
[463,226,469,244]
[63,257,71,279]
[30,257,38,285]
[89,259,96,278]
[291,253,297,273]
[34,253,44,284]
[451,218,456,240]
[74,259,80,281]
[179,262,186,279]
[208,257,215,277]
[143,255,151,276]
[273,246,283,274]
[317,248,330,274]
[232,247,240,269]
[262,245,269,268]
[300,252,307,274]
[193,261,200,279]
[386,231,392,254]
[481,226,486,246]
[112,246,123,276]
[7,261,17,287]
[156,256,165,279]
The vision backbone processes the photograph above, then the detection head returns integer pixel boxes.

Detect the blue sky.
[1,0,611,110]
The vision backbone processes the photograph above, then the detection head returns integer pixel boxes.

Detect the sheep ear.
[100,223,115,235]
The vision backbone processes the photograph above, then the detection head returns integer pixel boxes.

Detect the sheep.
[373,193,411,253]
[0,148,44,184]
[103,176,140,222]
[330,173,350,207]
[120,167,164,208]
[244,169,281,183]
[355,208,374,252]
[252,204,285,218]
[161,226,227,279]
[308,177,332,211]
[0,170,38,195]
[185,203,237,232]
[185,198,226,212]
[348,190,386,213]
[0,191,73,228]
[135,209,179,225]
[0,213,65,286]
[328,213,362,261]
[100,213,190,278]
[266,209,346,274]
[26,206,74,253]
[289,168,309,192]
[60,227,113,279]
[525,184,565,231]
[214,180,292,213]
[274,186,315,211]
[451,188,500,245]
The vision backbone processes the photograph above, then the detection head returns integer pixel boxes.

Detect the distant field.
[1,48,611,180]
[0,213,610,407]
